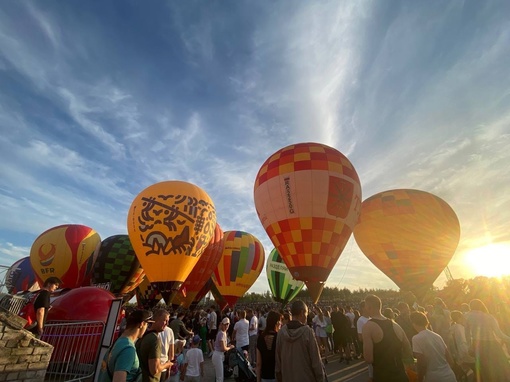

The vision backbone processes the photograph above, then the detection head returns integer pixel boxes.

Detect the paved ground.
[201,352,369,382]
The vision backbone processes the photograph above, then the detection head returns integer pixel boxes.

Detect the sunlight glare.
[464,242,510,277]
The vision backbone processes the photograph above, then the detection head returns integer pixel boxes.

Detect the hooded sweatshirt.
[275,320,325,382]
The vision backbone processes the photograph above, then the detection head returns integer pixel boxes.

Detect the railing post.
[94,298,122,382]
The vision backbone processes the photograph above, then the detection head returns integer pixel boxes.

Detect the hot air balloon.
[135,277,163,309]
[209,275,228,310]
[127,181,216,304]
[5,257,40,294]
[254,143,361,302]
[173,224,224,308]
[212,231,265,308]
[267,248,304,305]
[353,189,460,301]
[91,235,145,295]
[29,224,101,289]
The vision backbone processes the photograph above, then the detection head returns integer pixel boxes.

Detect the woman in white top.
[312,307,331,363]
[410,311,456,382]
[212,317,234,382]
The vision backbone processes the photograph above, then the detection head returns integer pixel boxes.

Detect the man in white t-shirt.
[159,324,175,381]
[247,309,258,365]
[182,335,205,382]
[233,310,250,351]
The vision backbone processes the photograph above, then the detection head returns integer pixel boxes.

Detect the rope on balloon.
[335,237,356,288]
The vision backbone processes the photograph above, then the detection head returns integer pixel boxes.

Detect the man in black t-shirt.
[32,276,61,337]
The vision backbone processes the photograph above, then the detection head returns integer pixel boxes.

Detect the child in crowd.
[181,335,204,382]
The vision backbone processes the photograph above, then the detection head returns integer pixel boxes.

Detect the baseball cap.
[221,317,230,325]
[192,335,201,344]
[127,310,154,326]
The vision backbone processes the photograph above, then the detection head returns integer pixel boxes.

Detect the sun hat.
[221,317,230,325]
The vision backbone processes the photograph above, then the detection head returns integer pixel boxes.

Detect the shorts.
[208,329,218,341]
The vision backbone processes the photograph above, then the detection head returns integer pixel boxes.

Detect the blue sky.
[1,1,509,294]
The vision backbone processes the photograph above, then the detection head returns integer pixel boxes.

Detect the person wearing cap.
[136,309,174,382]
[212,317,235,382]
[99,309,154,382]
[181,335,204,382]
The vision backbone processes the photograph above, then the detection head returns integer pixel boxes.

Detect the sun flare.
[464,242,510,278]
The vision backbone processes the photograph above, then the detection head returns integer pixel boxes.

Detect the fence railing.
[0,293,29,315]
[41,320,105,382]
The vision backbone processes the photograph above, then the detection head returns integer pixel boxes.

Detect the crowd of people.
[96,294,510,382]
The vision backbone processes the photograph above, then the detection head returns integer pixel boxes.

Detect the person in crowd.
[312,307,331,363]
[136,309,173,382]
[465,298,510,381]
[168,339,186,382]
[281,312,291,327]
[212,317,235,382]
[383,308,395,320]
[199,311,208,354]
[324,309,334,354]
[410,311,456,382]
[362,294,412,382]
[170,311,193,341]
[356,301,370,357]
[258,309,267,335]
[395,302,417,344]
[233,309,250,352]
[275,300,325,382]
[181,335,205,382]
[429,300,451,344]
[31,276,62,337]
[158,316,175,382]
[207,305,218,357]
[248,308,259,365]
[449,310,474,379]
[256,310,283,382]
[99,310,154,382]
[331,306,352,364]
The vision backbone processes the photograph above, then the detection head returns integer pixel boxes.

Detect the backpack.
[19,292,40,330]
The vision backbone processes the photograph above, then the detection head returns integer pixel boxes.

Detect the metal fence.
[0,292,29,315]
[42,321,105,382]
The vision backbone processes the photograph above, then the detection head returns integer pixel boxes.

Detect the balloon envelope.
[92,235,145,295]
[135,277,163,309]
[266,248,304,305]
[174,224,224,308]
[127,181,216,303]
[5,257,39,294]
[30,224,101,289]
[353,189,460,299]
[212,231,265,307]
[254,142,361,302]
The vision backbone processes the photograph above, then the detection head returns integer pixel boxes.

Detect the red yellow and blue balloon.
[29,224,101,289]
[212,230,265,308]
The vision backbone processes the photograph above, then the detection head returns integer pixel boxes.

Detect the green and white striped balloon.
[266,248,304,305]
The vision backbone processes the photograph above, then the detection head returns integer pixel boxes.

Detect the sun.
[464,242,510,278]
